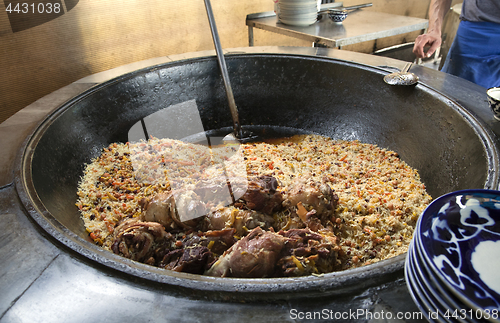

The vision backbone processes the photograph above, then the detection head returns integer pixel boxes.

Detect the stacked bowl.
[406,190,500,323]
[276,0,320,26]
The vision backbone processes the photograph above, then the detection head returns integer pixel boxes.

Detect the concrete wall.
[0,0,455,123]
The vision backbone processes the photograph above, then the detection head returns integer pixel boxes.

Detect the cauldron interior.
[26,54,496,268]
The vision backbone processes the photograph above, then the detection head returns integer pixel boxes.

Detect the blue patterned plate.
[406,241,451,323]
[411,237,480,323]
[405,243,441,323]
[417,189,500,318]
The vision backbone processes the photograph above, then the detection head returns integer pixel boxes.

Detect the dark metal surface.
[14,54,499,301]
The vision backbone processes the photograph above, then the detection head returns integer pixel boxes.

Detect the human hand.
[413,31,442,58]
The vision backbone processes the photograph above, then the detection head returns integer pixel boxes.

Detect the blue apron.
[441,20,500,88]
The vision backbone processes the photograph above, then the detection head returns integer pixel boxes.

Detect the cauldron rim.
[15,52,500,300]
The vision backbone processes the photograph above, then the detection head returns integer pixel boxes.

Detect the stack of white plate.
[406,189,500,323]
[276,0,320,26]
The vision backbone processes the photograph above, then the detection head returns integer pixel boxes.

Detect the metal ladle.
[383,62,419,86]
[203,0,256,142]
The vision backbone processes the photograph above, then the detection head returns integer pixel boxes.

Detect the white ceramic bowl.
[487,87,500,121]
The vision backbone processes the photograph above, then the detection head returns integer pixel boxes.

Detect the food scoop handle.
[203,0,244,139]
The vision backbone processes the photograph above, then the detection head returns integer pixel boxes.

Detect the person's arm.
[413,0,452,58]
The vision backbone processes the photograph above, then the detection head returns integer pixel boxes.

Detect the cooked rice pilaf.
[76,134,432,275]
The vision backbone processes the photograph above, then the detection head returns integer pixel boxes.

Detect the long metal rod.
[341,3,373,11]
[203,0,242,138]
[319,2,372,13]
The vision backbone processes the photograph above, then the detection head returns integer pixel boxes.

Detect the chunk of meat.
[200,206,235,231]
[141,190,204,230]
[277,228,340,276]
[205,227,285,278]
[131,228,233,274]
[160,246,212,274]
[192,176,243,207]
[202,228,237,255]
[280,178,339,231]
[283,178,338,215]
[140,176,245,229]
[181,228,236,256]
[111,218,172,263]
[141,175,281,232]
[235,175,283,214]
[204,250,232,277]
[228,227,285,278]
[233,209,275,237]
[201,206,274,237]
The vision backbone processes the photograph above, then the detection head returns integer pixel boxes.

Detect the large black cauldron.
[16,54,499,300]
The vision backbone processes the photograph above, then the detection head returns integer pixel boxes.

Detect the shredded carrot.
[297,202,308,222]
[291,256,304,271]
[105,221,114,233]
